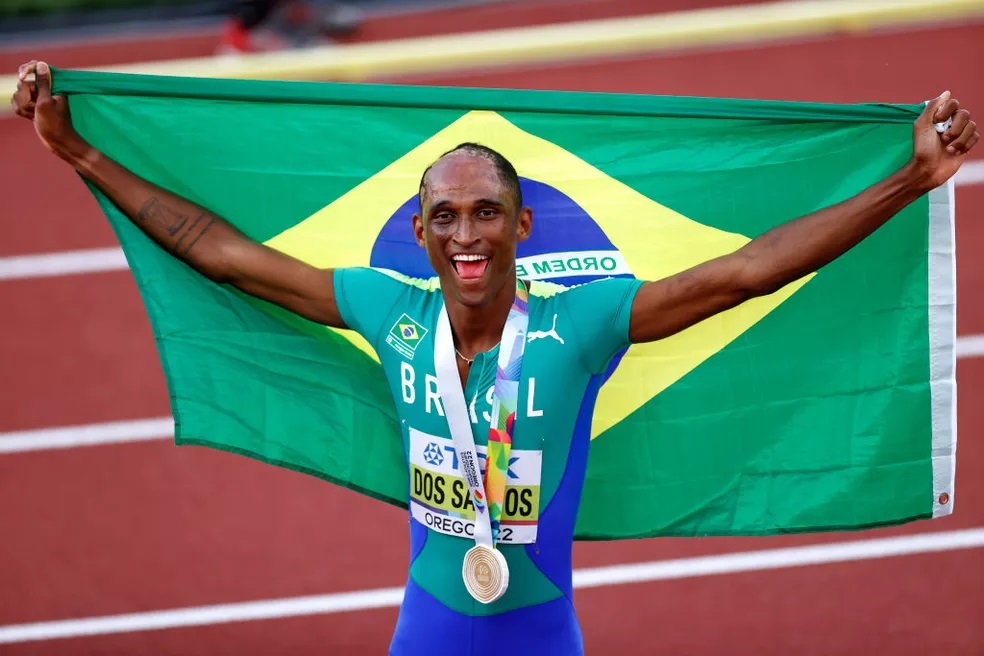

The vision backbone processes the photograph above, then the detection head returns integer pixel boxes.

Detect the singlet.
[334,267,643,656]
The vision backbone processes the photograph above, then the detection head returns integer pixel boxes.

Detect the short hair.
[417,142,523,211]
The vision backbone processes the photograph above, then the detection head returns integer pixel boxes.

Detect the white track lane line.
[0,247,127,280]
[0,417,173,453]
[1,162,983,282]
[955,159,984,186]
[0,527,982,644]
[956,334,984,358]
[1,334,982,454]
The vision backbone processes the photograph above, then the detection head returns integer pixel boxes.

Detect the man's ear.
[412,213,426,248]
[516,206,533,243]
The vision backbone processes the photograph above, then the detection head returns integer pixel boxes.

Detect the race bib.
[408,427,541,544]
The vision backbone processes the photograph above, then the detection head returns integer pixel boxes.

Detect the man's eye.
[478,209,497,218]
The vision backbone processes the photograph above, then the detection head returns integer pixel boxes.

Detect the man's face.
[413,152,532,307]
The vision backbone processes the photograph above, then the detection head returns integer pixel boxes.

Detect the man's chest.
[384,309,584,451]
[380,298,592,540]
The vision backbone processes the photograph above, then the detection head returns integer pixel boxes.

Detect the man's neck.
[445,272,517,358]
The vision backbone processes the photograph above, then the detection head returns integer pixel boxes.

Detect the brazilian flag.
[54,69,956,538]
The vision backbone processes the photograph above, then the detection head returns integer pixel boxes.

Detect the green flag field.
[51,67,956,539]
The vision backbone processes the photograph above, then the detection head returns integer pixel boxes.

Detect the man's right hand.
[11,60,89,162]
[10,60,346,327]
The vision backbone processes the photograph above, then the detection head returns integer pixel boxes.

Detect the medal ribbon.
[484,280,528,543]
[433,278,529,548]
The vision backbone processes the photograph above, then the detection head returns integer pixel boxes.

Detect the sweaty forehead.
[421,153,506,202]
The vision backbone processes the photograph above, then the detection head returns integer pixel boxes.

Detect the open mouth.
[451,254,490,281]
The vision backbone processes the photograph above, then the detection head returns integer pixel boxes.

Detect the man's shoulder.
[333,267,442,342]
[529,276,640,303]
[346,266,442,293]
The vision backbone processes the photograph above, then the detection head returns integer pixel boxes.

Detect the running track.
[0,5,982,655]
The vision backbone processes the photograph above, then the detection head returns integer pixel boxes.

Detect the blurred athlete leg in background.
[219,0,361,54]
[220,0,281,53]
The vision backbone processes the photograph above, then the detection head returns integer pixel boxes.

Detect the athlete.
[218,0,361,54]
[10,61,978,655]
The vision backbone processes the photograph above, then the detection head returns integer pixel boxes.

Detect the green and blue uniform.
[335,267,642,656]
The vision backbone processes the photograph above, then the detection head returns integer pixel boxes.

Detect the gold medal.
[462,544,509,604]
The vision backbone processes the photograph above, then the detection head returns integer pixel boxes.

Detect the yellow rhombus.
[265,111,811,440]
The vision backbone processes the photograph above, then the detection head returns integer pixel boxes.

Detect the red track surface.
[0,6,982,655]
[0,0,735,72]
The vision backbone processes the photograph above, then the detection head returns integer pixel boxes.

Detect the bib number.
[408,428,541,544]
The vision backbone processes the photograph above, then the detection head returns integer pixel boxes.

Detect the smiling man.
[11,60,978,656]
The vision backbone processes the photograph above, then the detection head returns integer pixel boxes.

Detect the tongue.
[456,259,489,280]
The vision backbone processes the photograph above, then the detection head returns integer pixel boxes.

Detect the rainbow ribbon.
[484,278,529,543]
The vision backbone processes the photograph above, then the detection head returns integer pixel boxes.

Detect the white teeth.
[452,254,488,261]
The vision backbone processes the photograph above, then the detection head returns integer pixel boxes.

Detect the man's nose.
[453,217,479,246]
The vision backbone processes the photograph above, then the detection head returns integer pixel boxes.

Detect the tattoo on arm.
[173,213,205,253]
[137,197,188,237]
[136,196,218,257]
[176,215,217,256]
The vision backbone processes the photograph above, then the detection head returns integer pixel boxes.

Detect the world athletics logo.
[423,442,444,467]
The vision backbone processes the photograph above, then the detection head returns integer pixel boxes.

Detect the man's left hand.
[913,91,978,189]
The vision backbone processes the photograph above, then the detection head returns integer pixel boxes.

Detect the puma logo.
[527,314,565,345]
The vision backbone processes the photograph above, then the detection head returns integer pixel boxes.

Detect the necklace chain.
[455,347,475,365]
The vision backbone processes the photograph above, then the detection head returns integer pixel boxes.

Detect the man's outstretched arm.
[628,91,977,344]
[11,60,345,328]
